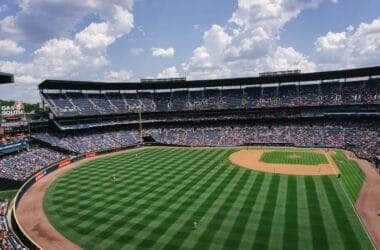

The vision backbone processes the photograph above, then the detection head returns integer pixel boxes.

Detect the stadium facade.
[34,66,379,158]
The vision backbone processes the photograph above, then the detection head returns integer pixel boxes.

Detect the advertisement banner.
[35,170,47,182]
[58,159,71,168]
[1,102,24,116]
[85,152,97,158]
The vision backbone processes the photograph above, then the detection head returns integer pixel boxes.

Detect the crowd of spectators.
[0,134,27,147]
[153,121,379,159]
[33,120,379,160]
[42,80,380,117]
[0,199,25,249]
[0,147,65,181]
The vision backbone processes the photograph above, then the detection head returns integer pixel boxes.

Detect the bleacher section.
[0,146,65,181]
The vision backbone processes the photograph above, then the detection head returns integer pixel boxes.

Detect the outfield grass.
[44,148,373,249]
[260,150,329,165]
[332,151,365,203]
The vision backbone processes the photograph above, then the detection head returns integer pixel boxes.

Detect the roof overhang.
[39,66,380,91]
[0,72,14,84]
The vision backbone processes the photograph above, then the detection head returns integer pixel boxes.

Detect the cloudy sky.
[0,0,379,102]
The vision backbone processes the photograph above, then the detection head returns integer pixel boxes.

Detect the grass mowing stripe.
[88,150,225,247]
[297,177,313,250]
[44,148,371,249]
[305,177,329,250]
[190,170,252,249]
[313,177,345,250]
[267,175,287,250]
[221,173,265,249]
[321,177,362,250]
[332,178,374,249]
[46,149,217,246]
[331,151,364,202]
[251,174,281,249]
[160,167,242,249]
[51,149,183,199]
[283,176,298,250]
[123,151,232,249]
[48,154,182,219]
[91,148,221,246]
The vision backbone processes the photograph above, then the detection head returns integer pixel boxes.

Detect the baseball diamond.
[0,1,380,248]
[39,148,372,249]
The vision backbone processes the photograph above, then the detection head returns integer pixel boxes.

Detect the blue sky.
[0,0,379,102]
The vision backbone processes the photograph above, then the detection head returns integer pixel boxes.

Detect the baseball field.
[42,148,373,249]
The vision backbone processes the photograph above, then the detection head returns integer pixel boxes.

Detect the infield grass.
[44,148,373,249]
[260,150,328,165]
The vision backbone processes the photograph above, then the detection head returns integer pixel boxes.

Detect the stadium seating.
[33,120,379,160]
[0,199,24,249]
[41,79,380,117]
[33,129,139,153]
[0,146,64,181]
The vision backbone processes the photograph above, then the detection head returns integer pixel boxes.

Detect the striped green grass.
[44,148,373,249]
[260,150,328,165]
[331,151,365,203]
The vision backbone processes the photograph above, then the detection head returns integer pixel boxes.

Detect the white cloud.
[183,25,231,71]
[266,47,316,72]
[183,0,320,79]
[151,47,175,58]
[315,31,347,51]
[0,2,135,88]
[157,66,179,78]
[314,18,380,68]
[0,0,134,43]
[130,47,144,56]
[331,0,338,4]
[0,39,25,56]
[104,70,133,82]
[0,4,8,13]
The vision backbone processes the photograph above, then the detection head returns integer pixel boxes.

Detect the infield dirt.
[229,149,339,176]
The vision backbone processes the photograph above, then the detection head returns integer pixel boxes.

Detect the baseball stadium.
[0,66,378,249]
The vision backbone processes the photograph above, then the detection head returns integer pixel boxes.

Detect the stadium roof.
[39,66,380,91]
[0,72,14,84]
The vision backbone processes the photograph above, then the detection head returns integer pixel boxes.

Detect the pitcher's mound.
[229,149,338,176]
